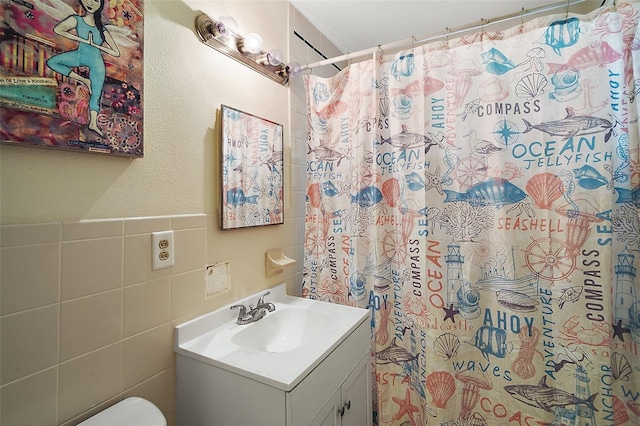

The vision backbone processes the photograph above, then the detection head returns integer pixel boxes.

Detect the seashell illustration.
[627,400,640,417]
[611,352,632,381]
[574,165,608,189]
[496,289,540,312]
[481,48,515,75]
[478,77,509,102]
[515,73,548,99]
[433,333,461,360]
[526,173,565,210]
[382,178,402,207]
[307,183,322,208]
[426,371,456,408]
[613,396,629,425]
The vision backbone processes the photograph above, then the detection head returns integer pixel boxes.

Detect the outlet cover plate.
[152,231,174,270]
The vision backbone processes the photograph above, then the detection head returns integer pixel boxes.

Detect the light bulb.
[214,14,237,36]
[266,48,283,66]
[242,33,263,54]
[285,61,302,77]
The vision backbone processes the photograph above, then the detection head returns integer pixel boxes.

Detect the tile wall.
[0,213,297,426]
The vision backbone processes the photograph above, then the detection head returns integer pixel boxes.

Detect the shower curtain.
[303,1,640,425]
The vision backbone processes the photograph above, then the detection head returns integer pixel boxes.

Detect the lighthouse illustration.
[614,247,639,340]
[445,242,480,319]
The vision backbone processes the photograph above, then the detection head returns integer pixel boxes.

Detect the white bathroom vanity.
[174,283,372,425]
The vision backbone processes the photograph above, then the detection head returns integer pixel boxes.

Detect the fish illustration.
[614,186,640,207]
[457,99,481,121]
[308,141,349,166]
[226,188,259,207]
[351,186,384,207]
[380,125,444,153]
[554,286,583,309]
[544,17,581,55]
[443,178,527,208]
[522,108,613,141]
[547,41,621,74]
[317,100,348,120]
[390,76,445,97]
[376,337,419,365]
[504,376,598,413]
[470,326,508,360]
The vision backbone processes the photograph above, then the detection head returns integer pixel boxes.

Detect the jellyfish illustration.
[455,369,493,419]
[517,47,546,72]
[526,173,565,209]
[426,371,456,409]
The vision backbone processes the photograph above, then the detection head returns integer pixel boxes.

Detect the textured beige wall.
[0,1,300,425]
[0,0,289,224]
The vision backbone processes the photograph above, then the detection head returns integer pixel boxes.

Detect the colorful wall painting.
[220,105,284,229]
[0,0,143,157]
[302,1,640,425]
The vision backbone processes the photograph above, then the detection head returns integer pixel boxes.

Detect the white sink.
[174,283,369,391]
[231,307,331,353]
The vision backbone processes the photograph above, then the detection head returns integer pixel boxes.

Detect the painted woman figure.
[47,0,120,136]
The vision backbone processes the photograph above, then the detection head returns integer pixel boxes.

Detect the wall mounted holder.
[266,249,297,277]
[195,13,289,86]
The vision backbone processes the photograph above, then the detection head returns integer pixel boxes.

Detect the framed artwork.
[0,0,144,157]
[220,104,284,229]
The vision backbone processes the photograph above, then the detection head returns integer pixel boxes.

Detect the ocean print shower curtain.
[303,1,640,425]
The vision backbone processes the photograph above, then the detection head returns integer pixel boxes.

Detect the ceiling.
[290,0,600,58]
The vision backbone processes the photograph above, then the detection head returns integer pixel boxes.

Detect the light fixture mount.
[195,13,289,86]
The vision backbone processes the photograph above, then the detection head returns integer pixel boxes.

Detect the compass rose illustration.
[493,118,520,146]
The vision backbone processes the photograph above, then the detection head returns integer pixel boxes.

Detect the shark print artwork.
[303,1,640,425]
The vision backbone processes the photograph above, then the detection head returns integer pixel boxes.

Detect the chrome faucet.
[230,291,276,325]
[230,304,268,325]
[256,291,276,312]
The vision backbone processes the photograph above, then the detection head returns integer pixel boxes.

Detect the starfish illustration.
[391,387,419,423]
[443,304,460,323]
[612,319,631,341]
[424,166,443,194]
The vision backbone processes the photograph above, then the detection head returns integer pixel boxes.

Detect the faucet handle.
[257,291,271,305]
[230,304,247,317]
[257,291,276,312]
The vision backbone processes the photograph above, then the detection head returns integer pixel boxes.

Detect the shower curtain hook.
[566,0,570,17]
[411,35,416,50]
[480,18,485,43]
[377,45,383,60]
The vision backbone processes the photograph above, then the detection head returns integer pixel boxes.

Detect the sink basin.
[174,283,369,391]
[231,307,331,353]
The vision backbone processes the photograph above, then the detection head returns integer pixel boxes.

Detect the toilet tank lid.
[78,397,166,426]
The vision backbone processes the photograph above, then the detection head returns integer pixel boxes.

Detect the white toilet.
[78,397,166,426]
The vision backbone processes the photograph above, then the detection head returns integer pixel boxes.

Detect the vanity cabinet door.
[340,356,372,426]
[309,355,372,426]
[309,388,341,426]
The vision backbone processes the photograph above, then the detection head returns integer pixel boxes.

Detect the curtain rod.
[299,0,593,72]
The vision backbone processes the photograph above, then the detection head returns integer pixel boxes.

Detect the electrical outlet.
[152,231,174,270]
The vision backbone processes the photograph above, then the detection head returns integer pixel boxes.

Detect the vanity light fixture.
[195,12,297,85]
